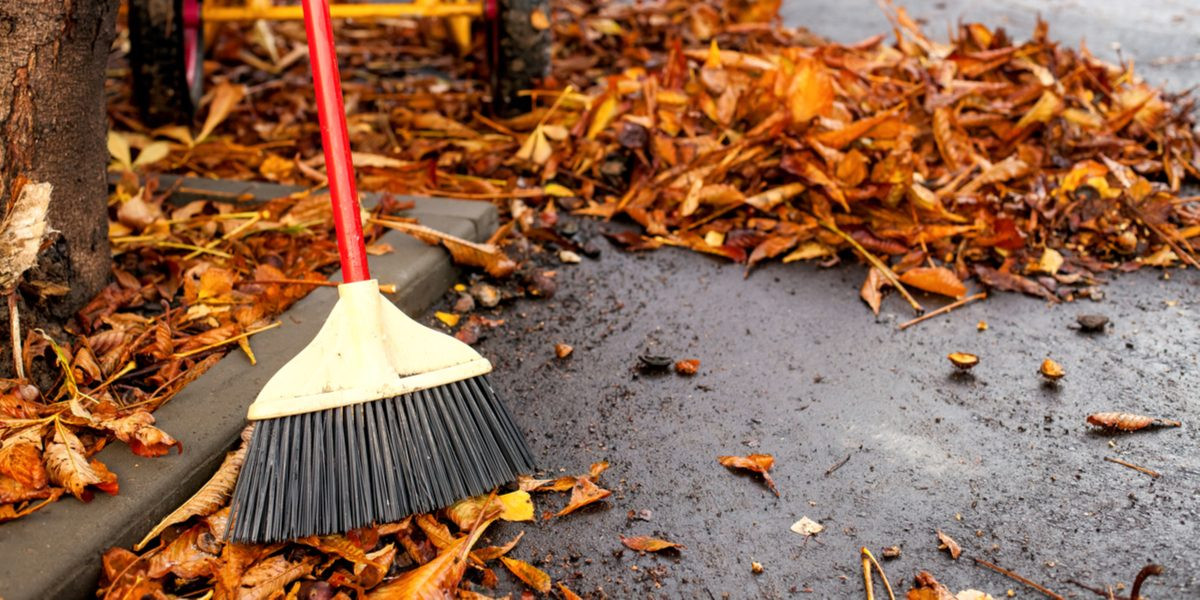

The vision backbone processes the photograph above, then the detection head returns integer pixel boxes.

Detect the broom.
[226,0,535,543]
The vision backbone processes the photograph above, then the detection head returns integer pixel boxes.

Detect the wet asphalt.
[430,219,1198,599]
[439,2,1200,598]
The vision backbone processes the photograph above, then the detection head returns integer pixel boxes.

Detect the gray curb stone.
[0,177,498,600]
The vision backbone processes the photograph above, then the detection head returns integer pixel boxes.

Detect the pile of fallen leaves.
[107,0,1200,318]
[0,171,393,521]
[100,430,618,599]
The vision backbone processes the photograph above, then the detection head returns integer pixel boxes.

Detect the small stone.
[555,343,573,359]
[470,282,501,308]
[526,271,557,299]
[559,250,582,264]
[1076,314,1109,332]
[581,240,601,258]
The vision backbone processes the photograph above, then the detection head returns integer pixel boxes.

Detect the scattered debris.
[636,354,673,373]
[621,536,684,553]
[1087,412,1181,431]
[751,561,764,574]
[1076,314,1110,332]
[976,321,988,332]
[1103,456,1161,479]
[948,353,980,371]
[899,293,988,330]
[554,343,574,359]
[790,516,824,537]
[861,547,897,600]
[435,311,460,327]
[1039,358,1065,381]
[674,359,700,375]
[972,557,1064,600]
[936,530,962,560]
[881,546,901,560]
[718,454,780,497]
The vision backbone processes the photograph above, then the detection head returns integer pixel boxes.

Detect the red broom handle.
[301,0,370,283]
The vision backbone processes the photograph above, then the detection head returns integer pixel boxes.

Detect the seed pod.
[947,352,979,370]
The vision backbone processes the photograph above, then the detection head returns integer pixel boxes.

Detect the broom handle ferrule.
[302,0,370,283]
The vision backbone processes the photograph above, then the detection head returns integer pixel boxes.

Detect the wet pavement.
[431,216,1199,598]
[427,4,1200,597]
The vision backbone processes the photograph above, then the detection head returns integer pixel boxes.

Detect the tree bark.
[493,0,551,116]
[0,0,118,376]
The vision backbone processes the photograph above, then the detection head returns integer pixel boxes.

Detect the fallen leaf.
[718,454,779,496]
[558,583,584,600]
[0,425,47,490]
[899,267,967,299]
[374,219,516,278]
[908,570,957,600]
[197,82,247,143]
[790,516,824,536]
[368,521,490,599]
[500,556,552,593]
[435,311,460,327]
[1086,412,1181,431]
[936,530,962,560]
[621,535,683,552]
[44,423,101,501]
[555,476,612,517]
[237,554,318,600]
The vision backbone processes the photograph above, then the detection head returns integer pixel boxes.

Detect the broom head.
[227,280,535,542]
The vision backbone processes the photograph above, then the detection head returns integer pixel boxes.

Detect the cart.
[127,0,550,125]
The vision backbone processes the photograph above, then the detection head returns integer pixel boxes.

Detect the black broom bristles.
[226,374,535,543]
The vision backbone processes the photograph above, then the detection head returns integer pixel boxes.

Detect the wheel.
[488,0,551,116]
[128,0,204,126]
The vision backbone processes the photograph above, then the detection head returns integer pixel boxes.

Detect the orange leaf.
[621,536,684,552]
[500,556,552,593]
[555,477,612,517]
[1086,412,1181,431]
[785,57,834,125]
[369,520,491,599]
[0,425,47,490]
[898,267,966,299]
[558,583,584,600]
[718,453,779,496]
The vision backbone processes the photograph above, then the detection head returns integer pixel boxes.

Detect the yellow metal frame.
[204,0,480,54]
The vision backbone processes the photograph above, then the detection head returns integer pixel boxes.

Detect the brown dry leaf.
[621,536,684,552]
[0,180,52,291]
[785,56,835,124]
[908,570,957,600]
[197,81,247,142]
[718,454,779,496]
[101,410,182,457]
[236,554,318,600]
[147,523,218,580]
[516,125,554,165]
[45,423,101,500]
[373,219,516,278]
[936,530,962,560]
[558,583,584,600]
[1086,412,1181,431]
[500,556,552,593]
[0,425,47,490]
[472,530,525,562]
[898,267,967,299]
[587,94,618,140]
[298,534,379,568]
[555,476,612,517]
[136,426,250,549]
[860,267,887,315]
[416,513,458,551]
[369,520,491,599]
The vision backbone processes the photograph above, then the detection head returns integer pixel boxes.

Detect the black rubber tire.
[491,0,551,116]
[128,0,204,126]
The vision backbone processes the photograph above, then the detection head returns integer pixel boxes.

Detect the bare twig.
[898,293,987,330]
[861,548,896,600]
[1130,564,1163,600]
[862,551,874,600]
[818,218,924,314]
[8,293,23,379]
[825,453,852,477]
[972,557,1064,600]
[1104,456,1161,478]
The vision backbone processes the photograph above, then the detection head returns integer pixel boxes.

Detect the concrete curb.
[0,177,497,600]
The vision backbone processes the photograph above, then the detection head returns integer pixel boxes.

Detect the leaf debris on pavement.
[718,453,780,496]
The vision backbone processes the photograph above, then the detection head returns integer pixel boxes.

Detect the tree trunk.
[0,0,118,377]
[493,0,551,116]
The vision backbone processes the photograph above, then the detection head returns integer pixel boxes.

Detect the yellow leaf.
[516,125,553,165]
[500,557,552,593]
[1013,90,1064,132]
[706,39,722,69]
[587,95,618,140]
[435,311,460,327]
[543,183,575,197]
[133,141,171,168]
[786,57,834,124]
[197,82,247,143]
[154,125,194,147]
[107,131,132,171]
[783,240,835,263]
[1036,247,1064,274]
[499,490,534,521]
[704,230,726,247]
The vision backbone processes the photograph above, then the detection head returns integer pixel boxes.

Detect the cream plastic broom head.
[246,279,492,420]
